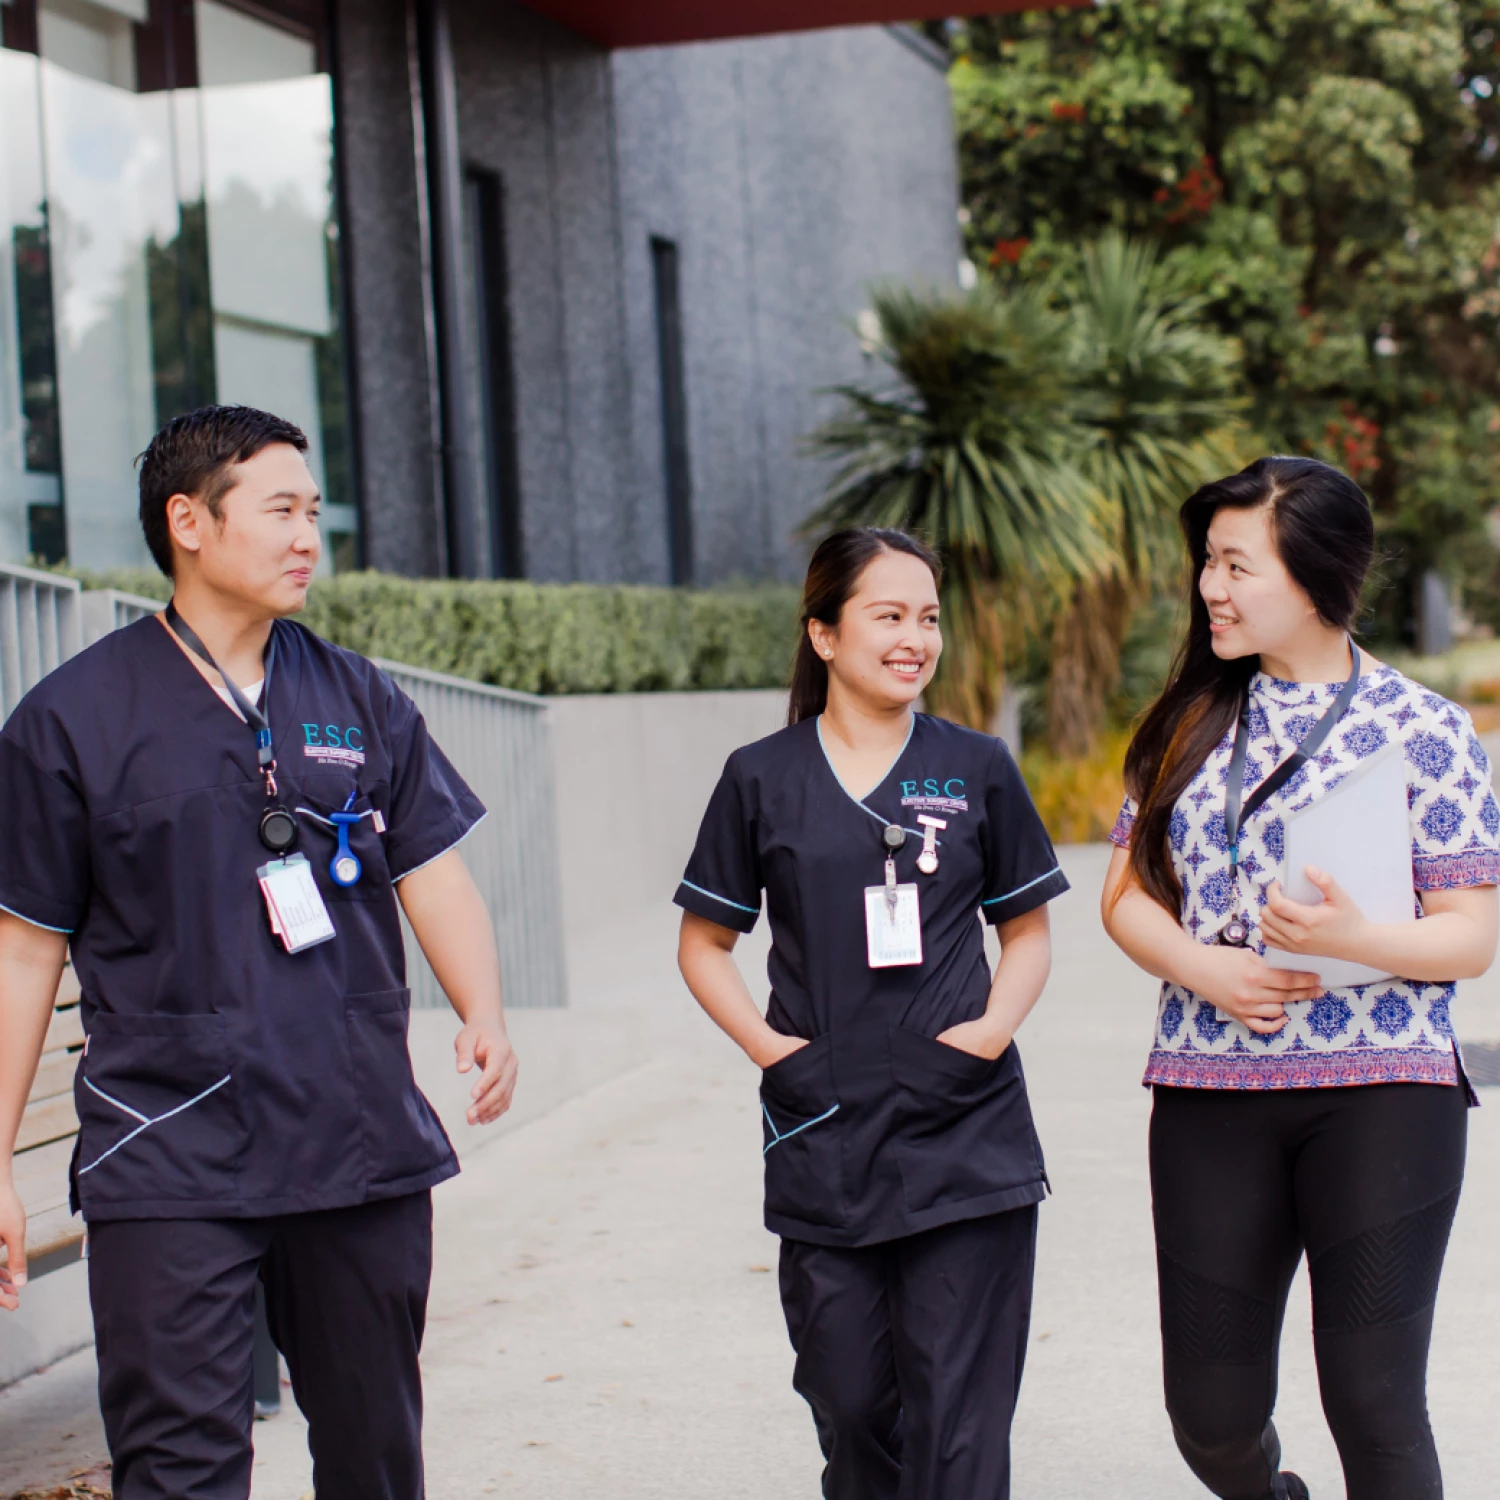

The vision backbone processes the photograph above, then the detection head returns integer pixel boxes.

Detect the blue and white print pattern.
[1111,665,1500,1089]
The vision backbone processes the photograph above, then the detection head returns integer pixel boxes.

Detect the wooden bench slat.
[2,966,88,1275]
[16,1092,79,1154]
[28,1049,77,1106]
[43,1003,85,1054]
[0,1202,82,1268]
[13,1135,75,1211]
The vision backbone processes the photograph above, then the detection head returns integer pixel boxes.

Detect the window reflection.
[0,0,356,573]
[0,48,63,562]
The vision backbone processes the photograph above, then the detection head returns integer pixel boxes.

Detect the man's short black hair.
[138,405,310,576]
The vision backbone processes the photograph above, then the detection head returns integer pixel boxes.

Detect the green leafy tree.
[805,282,1108,729]
[1048,232,1245,755]
[935,0,1500,646]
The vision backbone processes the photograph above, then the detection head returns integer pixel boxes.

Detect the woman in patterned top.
[1102,456,1499,1500]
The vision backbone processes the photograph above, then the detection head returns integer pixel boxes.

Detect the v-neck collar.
[815,713,916,828]
[145,615,303,771]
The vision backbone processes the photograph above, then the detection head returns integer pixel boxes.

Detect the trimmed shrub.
[76,569,801,696]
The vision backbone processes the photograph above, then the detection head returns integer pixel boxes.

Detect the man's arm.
[0,913,69,1310]
[396,849,517,1126]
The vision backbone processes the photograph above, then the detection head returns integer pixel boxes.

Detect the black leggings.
[1149,1082,1467,1500]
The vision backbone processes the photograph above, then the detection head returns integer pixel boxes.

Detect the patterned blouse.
[1111,664,1500,1089]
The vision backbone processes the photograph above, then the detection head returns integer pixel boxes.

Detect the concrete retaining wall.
[547,688,787,947]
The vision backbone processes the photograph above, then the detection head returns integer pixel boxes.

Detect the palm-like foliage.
[1047,235,1246,755]
[805,282,1109,728]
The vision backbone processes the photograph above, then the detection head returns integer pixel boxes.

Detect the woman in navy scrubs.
[676,528,1068,1499]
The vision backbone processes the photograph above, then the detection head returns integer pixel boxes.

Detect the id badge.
[257,854,336,954]
[864,884,923,968]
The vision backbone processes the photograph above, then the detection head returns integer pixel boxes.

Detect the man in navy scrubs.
[0,406,517,1499]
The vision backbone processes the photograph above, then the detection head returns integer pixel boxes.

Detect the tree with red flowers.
[930,0,1500,652]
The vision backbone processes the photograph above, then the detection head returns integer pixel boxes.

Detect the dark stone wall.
[331,0,443,577]
[330,6,959,584]
[612,27,961,585]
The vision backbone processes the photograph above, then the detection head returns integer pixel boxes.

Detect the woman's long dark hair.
[1124,456,1375,913]
[788,527,942,725]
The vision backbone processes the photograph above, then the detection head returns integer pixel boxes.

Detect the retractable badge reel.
[256,730,299,855]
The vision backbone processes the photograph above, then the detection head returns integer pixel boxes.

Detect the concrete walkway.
[4,844,1500,1497]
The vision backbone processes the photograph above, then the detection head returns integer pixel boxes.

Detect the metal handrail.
[376,658,566,1011]
[0,563,82,723]
[80,588,164,647]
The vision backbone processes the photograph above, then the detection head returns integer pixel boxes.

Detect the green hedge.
[77,569,802,696]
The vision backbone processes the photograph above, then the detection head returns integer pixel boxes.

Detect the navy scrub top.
[675,713,1070,1248]
[0,617,484,1223]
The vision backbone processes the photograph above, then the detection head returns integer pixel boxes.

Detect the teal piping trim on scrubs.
[0,898,73,935]
[78,1074,233,1177]
[762,1099,840,1155]
[82,1079,148,1123]
[815,714,916,830]
[982,867,1064,905]
[680,879,759,915]
[390,811,488,884]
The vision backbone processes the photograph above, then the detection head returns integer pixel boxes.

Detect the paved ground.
[4,844,1500,1498]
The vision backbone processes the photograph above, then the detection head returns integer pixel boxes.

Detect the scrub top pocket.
[294,785,392,902]
[760,1034,846,1231]
[345,988,455,1189]
[888,1026,1046,1218]
[74,1014,246,1214]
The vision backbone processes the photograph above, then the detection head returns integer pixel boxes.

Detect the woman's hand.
[1186,946,1323,1033]
[754,1032,809,1069]
[1259,868,1369,962]
[936,1017,1012,1059]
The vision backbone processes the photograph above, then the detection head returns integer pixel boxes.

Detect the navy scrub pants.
[778,1205,1038,1500]
[87,1190,432,1500]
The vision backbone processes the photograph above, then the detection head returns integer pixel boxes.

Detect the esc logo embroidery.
[303,723,366,768]
[900,777,968,814]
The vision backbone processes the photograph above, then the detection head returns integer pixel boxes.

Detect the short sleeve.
[979,740,1070,925]
[1407,707,1500,890]
[0,724,90,933]
[1109,795,1137,849]
[381,676,488,881]
[674,756,762,934]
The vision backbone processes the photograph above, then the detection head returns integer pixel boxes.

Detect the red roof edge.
[518,1,1085,52]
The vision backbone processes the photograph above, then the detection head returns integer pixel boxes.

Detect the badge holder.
[257,854,336,954]
[865,823,923,968]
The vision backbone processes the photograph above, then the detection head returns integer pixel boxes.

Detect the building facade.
[0,0,963,586]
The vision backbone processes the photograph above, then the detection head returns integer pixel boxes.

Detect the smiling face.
[166,442,322,617]
[809,548,942,712]
[1200,501,1323,669]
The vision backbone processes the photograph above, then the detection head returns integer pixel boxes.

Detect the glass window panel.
[0,47,64,562]
[196,1,331,337]
[0,0,356,572]
[38,0,177,569]
[37,0,137,89]
[213,319,324,487]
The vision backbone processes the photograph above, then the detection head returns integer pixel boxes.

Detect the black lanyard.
[1224,641,1362,886]
[166,601,298,854]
